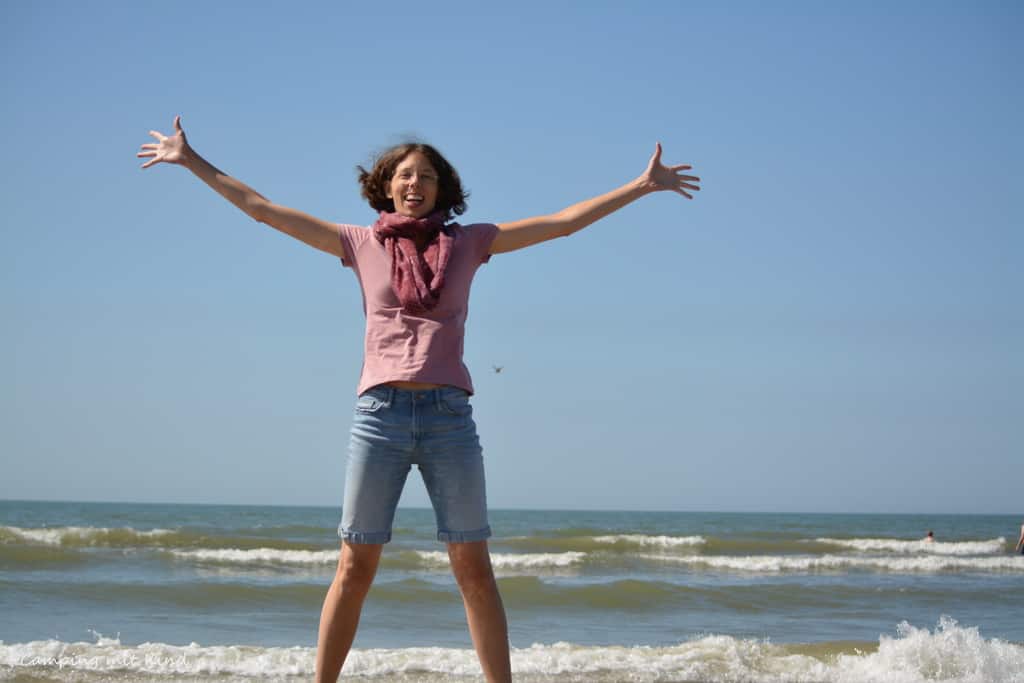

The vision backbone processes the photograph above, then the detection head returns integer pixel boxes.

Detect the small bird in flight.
[492,365,504,374]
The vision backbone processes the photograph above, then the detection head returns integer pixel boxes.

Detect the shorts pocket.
[355,392,388,414]
[439,390,472,417]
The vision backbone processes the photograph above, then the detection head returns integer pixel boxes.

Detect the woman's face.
[386,151,440,218]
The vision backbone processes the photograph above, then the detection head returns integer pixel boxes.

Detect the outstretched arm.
[490,143,699,254]
[137,116,344,258]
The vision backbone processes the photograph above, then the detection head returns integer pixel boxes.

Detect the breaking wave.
[642,553,1024,573]
[2,617,1021,682]
[816,536,1008,556]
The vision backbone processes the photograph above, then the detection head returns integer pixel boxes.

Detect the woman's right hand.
[137,115,190,169]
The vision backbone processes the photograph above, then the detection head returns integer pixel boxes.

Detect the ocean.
[1,500,1022,682]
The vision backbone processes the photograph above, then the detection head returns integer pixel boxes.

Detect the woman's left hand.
[641,143,700,199]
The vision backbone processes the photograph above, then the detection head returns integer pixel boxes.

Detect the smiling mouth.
[403,194,425,208]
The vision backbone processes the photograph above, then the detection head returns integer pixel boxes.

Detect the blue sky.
[3,1,1021,514]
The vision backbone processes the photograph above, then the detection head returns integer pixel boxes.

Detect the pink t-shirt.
[337,222,499,396]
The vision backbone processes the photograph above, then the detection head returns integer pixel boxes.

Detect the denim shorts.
[338,385,491,544]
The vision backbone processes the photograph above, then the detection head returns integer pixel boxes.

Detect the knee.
[335,546,380,594]
[451,557,498,600]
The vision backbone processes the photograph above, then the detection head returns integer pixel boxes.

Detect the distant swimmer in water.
[1016,522,1023,555]
[924,530,935,543]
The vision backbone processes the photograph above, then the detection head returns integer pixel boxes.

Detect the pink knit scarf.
[372,210,454,314]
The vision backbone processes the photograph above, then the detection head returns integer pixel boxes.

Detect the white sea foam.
[641,552,1024,573]
[0,633,314,678]
[416,550,586,569]
[816,536,1008,556]
[168,548,586,570]
[2,618,1021,682]
[490,551,586,569]
[591,534,706,548]
[0,525,174,546]
[829,616,1024,683]
[170,548,339,565]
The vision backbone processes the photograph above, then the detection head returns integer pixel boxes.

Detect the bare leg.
[448,541,512,683]
[315,542,383,682]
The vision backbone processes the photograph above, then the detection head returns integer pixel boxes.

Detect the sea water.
[1,501,1022,682]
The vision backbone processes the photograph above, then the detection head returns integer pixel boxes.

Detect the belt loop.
[433,388,444,411]
[384,386,395,406]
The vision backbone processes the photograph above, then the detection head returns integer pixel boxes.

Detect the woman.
[137,116,700,682]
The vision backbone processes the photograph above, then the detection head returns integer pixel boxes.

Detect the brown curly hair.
[357,142,468,221]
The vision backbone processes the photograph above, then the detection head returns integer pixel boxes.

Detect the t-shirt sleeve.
[336,224,370,268]
[469,223,500,265]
